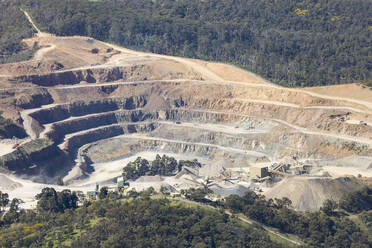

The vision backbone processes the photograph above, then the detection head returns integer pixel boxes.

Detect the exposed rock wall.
[30,96,147,124]
[45,110,159,142]
[0,123,27,139]
[86,136,268,165]
[64,125,125,155]
[11,69,97,86]
[0,139,71,177]
[15,89,53,109]
[189,98,372,139]
[63,123,156,155]
[115,110,159,123]
[9,64,158,86]
[165,109,242,123]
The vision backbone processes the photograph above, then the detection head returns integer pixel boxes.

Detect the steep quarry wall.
[29,96,147,124]
[7,62,202,87]
[0,122,27,139]
[0,139,71,180]
[15,89,54,109]
[11,69,97,86]
[46,110,159,142]
[63,123,156,156]
[166,109,243,123]
[84,135,268,165]
[9,64,154,86]
[189,98,372,139]
[2,81,371,186]
[82,120,371,168]
[63,125,125,155]
[45,112,119,142]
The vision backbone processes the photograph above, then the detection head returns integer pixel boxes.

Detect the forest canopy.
[0,2,35,64]
[122,155,202,180]
[0,185,371,247]
[16,0,372,87]
[0,194,283,247]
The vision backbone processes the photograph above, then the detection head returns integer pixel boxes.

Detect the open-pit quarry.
[0,11,371,211]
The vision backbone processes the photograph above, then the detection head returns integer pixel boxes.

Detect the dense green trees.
[122,155,202,180]
[98,186,108,199]
[122,156,150,180]
[0,192,283,247]
[18,0,371,87]
[1,0,370,86]
[0,186,371,247]
[359,210,372,229]
[339,186,372,213]
[2,198,22,225]
[223,189,372,248]
[36,187,78,213]
[150,154,177,176]
[70,198,281,248]
[0,191,9,212]
[0,2,35,64]
[320,199,338,216]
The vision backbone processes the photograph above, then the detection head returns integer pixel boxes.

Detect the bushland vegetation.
[0,189,282,247]
[122,154,201,180]
[19,0,372,87]
[0,2,35,64]
[0,185,370,247]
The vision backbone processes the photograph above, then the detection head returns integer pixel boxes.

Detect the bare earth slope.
[264,176,364,211]
[0,10,371,211]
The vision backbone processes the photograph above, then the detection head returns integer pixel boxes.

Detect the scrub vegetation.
[0,186,370,247]
[18,0,372,87]
[0,2,35,64]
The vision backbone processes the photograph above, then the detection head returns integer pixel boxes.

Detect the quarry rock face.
[0,34,371,210]
[0,139,71,180]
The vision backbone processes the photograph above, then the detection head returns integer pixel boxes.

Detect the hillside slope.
[18,0,372,87]
[264,176,364,211]
[0,2,35,63]
[0,8,370,213]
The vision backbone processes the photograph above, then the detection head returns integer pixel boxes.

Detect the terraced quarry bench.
[0,32,371,210]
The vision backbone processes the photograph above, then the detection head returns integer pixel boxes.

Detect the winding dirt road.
[21,8,51,37]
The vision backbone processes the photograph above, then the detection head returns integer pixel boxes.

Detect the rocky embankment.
[1,86,371,181]
[15,89,54,109]
[7,63,201,86]
[0,122,27,139]
[0,139,71,181]
[8,65,149,86]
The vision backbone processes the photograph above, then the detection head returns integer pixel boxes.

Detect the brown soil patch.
[305,84,372,103]
[193,60,269,84]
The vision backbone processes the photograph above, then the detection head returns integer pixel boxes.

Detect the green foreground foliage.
[222,187,372,247]
[18,0,372,87]
[0,195,283,248]
[339,186,372,214]
[1,186,371,247]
